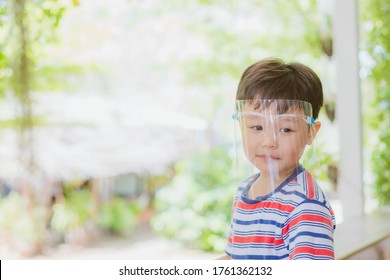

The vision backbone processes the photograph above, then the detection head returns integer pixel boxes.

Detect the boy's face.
[238,102,320,179]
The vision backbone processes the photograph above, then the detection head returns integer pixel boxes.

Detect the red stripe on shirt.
[282,214,332,236]
[306,172,315,199]
[228,235,284,246]
[235,200,295,212]
[290,246,335,259]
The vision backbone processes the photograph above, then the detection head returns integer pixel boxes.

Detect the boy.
[220,58,336,260]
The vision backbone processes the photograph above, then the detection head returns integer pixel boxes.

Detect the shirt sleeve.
[285,199,335,260]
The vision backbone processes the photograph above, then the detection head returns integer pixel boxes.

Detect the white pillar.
[333,0,364,220]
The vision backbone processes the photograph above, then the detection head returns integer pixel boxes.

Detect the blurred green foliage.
[152,147,240,252]
[50,186,141,237]
[362,0,390,206]
[50,189,96,233]
[301,141,337,193]
[98,197,141,235]
[0,0,85,99]
[0,192,47,255]
[0,0,96,254]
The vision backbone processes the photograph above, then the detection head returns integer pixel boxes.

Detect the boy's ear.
[307,121,321,145]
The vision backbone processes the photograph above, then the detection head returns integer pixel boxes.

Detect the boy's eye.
[250,125,263,131]
[279,128,294,133]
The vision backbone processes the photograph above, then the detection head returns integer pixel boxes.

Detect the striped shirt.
[225,165,336,260]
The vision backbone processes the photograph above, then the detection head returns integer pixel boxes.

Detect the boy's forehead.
[242,101,304,114]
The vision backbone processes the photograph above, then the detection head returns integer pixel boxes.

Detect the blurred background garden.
[0,0,389,259]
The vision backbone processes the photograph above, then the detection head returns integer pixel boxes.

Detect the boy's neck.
[248,165,301,199]
[248,175,284,198]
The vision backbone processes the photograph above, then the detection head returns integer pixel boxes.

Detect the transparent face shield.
[233,99,318,197]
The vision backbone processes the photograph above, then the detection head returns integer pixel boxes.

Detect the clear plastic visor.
[233,99,317,197]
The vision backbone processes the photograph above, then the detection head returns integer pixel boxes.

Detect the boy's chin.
[257,164,300,175]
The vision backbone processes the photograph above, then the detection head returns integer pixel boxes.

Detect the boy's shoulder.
[288,168,328,203]
[287,168,336,227]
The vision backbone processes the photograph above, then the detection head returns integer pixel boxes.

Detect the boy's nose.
[262,125,278,148]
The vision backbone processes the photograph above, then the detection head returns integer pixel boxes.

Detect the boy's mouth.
[258,154,280,160]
